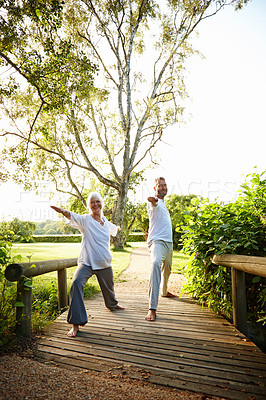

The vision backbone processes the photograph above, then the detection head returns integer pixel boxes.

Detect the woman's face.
[90,198,102,213]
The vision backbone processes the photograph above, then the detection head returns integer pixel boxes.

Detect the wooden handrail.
[211,253,266,336]
[211,254,266,277]
[5,258,78,281]
[5,258,78,338]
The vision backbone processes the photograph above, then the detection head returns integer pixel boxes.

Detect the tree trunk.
[111,180,130,249]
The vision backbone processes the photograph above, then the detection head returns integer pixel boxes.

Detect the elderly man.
[51,192,124,337]
[145,177,176,321]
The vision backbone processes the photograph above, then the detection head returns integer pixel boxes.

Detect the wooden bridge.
[35,247,266,400]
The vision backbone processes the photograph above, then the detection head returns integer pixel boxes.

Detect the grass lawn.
[172,252,189,273]
[11,243,81,263]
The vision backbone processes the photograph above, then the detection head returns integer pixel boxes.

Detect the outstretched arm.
[50,206,71,220]
[147,196,158,207]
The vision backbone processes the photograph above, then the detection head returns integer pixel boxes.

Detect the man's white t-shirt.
[147,199,172,243]
[67,212,118,270]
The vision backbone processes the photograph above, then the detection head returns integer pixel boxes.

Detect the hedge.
[33,233,146,243]
[33,235,82,243]
[126,232,146,242]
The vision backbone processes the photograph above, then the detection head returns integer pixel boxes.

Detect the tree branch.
[0,52,48,105]
[89,104,121,183]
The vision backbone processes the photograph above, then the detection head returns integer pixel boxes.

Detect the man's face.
[155,179,168,198]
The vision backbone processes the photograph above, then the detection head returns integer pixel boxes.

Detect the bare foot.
[67,324,79,337]
[145,309,156,321]
[161,291,177,298]
[109,304,125,311]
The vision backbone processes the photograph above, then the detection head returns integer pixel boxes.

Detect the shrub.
[33,234,82,243]
[0,241,22,348]
[182,170,266,325]
[166,194,200,250]
[126,232,146,242]
[0,219,36,243]
[31,276,99,333]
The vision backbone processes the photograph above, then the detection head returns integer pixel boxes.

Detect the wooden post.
[231,267,247,335]
[57,268,68,310]
[16,277,32,338]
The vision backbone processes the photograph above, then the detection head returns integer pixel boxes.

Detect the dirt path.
[0,247,221,400]
[115,245,186,297]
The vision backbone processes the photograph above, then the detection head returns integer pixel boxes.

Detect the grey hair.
[87,192,104,213]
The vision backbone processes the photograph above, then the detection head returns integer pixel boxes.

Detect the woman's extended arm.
[50,206,71,220]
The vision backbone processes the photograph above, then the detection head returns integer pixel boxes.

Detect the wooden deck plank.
[35,247,266,399]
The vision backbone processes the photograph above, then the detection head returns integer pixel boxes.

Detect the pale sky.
[1,0,265,221]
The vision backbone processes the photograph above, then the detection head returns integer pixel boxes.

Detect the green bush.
[0,219,36,243]
[30,276,99,332]
[33,234,82,243]
[182,170,266,325]
[127,232,146,242]
[166,194,200,250]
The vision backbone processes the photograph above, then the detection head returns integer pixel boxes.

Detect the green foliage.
[126,232,146,242]
[0,218,36,243]
[182,170,266,324]
[132,202,149,237]
[33,219,78,235]
[166,194,200,250]
[0,240,22,347]
[0,0,97,113]
[31,276,99,332]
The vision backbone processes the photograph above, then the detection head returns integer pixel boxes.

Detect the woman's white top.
[67,212,118,270]
[147,198,172,244]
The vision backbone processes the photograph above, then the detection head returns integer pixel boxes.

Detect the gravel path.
[0,246,222,400]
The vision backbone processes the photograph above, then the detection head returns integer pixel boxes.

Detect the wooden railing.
[5,254,266,339]
[5,258,77,338]
[211,254,266,336]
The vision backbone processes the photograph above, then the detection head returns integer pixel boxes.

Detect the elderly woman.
[50,192,124,337]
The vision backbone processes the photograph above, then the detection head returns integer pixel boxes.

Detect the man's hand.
[147,196,158,206]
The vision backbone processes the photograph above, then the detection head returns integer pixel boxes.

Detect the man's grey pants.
[67,264,118,325]
[148,240,173,310]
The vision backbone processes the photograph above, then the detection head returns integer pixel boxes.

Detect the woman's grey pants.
[67,264,118,325]
[148,240,173,310]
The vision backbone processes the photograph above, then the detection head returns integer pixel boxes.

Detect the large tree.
[0,0,249,247]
